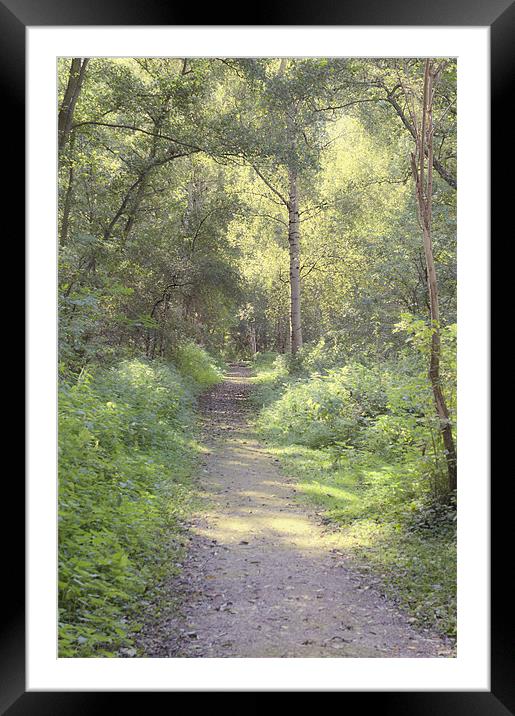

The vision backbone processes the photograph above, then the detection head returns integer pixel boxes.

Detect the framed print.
[3,0,504,711]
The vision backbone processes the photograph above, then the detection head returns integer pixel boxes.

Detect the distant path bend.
[141,365,453,658]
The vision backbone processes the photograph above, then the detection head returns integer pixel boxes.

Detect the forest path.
[141,365,452,658]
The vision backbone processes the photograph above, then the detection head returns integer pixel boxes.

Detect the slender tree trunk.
[58,58,89,152]
[249,324,257,354]
[59,134,75,245]
[280,58,303,354]
[411,59,457,494]
[275,317,284,353]
[121,178,147,246]
[421,217,457,491]
[104,176,144,241]
[250,59,304,355]
[284,313,292,353]
[158,297,168,357]
[288,169,303,354]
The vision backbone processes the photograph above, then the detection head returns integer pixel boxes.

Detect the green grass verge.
[249,354,457,640]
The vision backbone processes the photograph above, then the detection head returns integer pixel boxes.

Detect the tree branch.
[71,120,202,152]
[385,88,457,189]
[250,164,289,207]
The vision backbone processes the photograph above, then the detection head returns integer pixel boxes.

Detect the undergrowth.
[58,347,220,657]
[250,325,457,640]
[171,341,224,391]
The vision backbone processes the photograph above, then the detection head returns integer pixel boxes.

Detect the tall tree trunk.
[275,316,286,353]
[122,179,146,241]
[281,57,303,354]
[103,176,144,241]
[249,323,257,354]
[251,59,304,355]
[158,297,168,357]
[58,58,89,152]
[288,169,303,354]
[411,59,457,494]
[59,134,75,245]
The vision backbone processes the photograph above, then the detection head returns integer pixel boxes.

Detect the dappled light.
[133,368,454,658]
[58,57,456,659]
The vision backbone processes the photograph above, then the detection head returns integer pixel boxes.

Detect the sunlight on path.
[140,366,452,658]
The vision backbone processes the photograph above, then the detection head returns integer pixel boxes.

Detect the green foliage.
[256,319,456,495]
[171,342,224,391]
[292,338,349,375]
[58,56,456,368]
[252,327,456,638]
[57,56,457,648]
[257,360,387,448]
[250,352,291,407]
[58,358,203,657]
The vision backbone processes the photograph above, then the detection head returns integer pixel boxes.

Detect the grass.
[250,353,457,641]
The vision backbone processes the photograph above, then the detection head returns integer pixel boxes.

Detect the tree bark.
[58,58,89,152]
[104,176,144,241]
[411,60,457,494]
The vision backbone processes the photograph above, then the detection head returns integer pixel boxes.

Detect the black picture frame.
[5,0,502,711]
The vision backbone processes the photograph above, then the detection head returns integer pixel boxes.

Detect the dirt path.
[140,365,453,658]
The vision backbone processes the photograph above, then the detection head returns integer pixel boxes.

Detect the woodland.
[58,57,457,657]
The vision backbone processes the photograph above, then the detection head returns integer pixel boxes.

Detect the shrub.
[257,329,455,500]
[257,363,387,449]
[250,352,291,408]
[290,337,348,376]
[171,342,223,391]
[58,358,201,657]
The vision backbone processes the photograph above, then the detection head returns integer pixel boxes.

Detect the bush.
[257,363,387,449]
[250,352,291,408]
[58,357,203,657]
[290,337,348,376]
[171,342,224,391]
[252,351,281,370]
[257,327,456,500]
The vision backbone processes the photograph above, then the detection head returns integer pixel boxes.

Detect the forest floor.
[138,365,454,658]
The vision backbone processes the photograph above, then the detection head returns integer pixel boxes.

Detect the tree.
[408,59,457,494]
[356,59,457,190]
[218,59,350,354]
[57,57,457,437]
